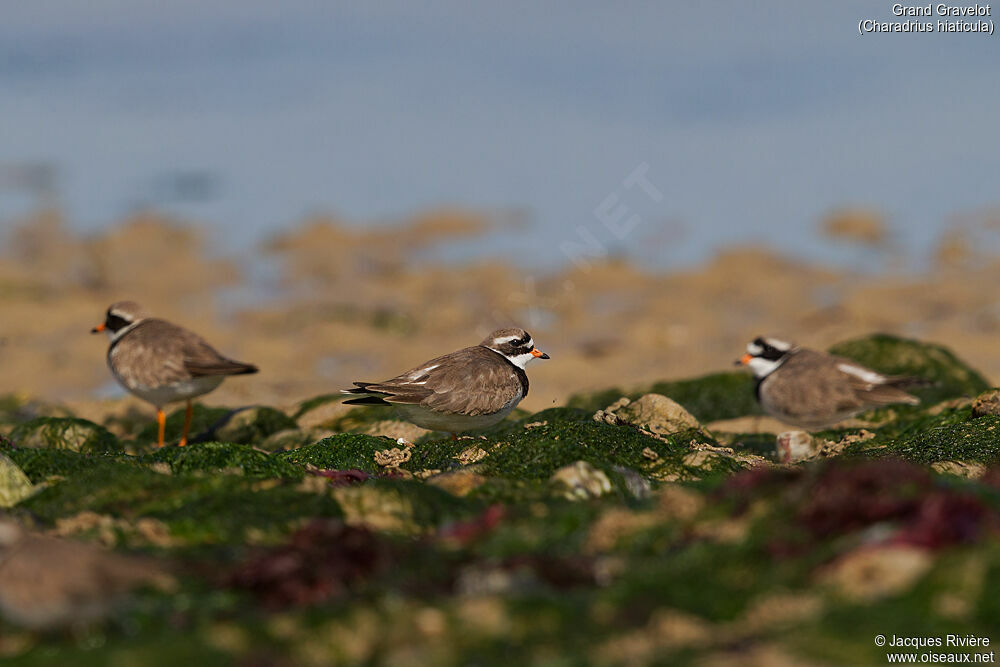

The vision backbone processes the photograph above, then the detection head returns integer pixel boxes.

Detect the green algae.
[9,417,122,454]
[5,334,1000,665]
[143,441,304,478]
[1,443,138,481]
[278,433,398,473]
[567,371,763,423]
[406,408,743,496]
[20,465,342,544]
[846,409,1000,464]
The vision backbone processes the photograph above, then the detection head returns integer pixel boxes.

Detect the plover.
[736,336,921,430]
[0,516,171,630]
[342,328,549,437]
[92,301,258,447]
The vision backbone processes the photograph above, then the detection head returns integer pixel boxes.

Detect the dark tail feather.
[186,359,258,377]
[343,395,392,406]
[341,382,392,406]
[887,376,934,389]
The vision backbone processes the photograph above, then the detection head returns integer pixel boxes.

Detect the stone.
[9,417,122,454]
[0,453,35,508]
[594,394,701,436]
[373,447,411,467]
[775,430,817,463]
[818,545,932,602]
[426,469,487,497]
[259,428,332,452]
[971,389,1000,418]
[550,461,612,501]
[362,420,429,443]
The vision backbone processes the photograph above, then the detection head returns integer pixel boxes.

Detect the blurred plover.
[92,301,258,447]
[736,336,920,430]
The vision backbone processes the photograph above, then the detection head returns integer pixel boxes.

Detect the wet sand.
[2,208,999,417]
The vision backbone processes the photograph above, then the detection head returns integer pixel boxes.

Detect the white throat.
[486,346,535,370]
[747,355,784,379]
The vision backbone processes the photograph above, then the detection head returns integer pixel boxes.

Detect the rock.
[215,407,297,444]
[611,465,652,499]
[775,431,817,463]
[293,395,353,429]
[550,461,612,501]
[594,393,701,436]
[0,453,35,508]
[931,461,987,479]
[818,545,932,602]
[0,517,172,630]
[373,447,411,467]
[9,417,122,454]
[455,447,488,465]
[971,389,1000,418]
[259,428,332,452]
[426,469,487,497]
[656,484,705,521]
[330,485,420,533]
[362,420,429,443]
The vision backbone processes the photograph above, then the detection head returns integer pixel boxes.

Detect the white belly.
[394,397,521,433]
[121,376,224,409]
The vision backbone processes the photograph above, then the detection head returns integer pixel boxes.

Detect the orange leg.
[449,432,457,441]
[178,400,193,447]
[156,409,166,448]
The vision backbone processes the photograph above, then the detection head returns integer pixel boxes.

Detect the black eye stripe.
[105,313,130,332]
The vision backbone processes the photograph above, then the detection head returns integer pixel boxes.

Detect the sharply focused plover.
[343,328,550,437]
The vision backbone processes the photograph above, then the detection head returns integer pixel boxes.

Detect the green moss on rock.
[568,372,762,423]
[143,441,304,478]
[214,407,297,444]
[9,417,122,454]
[20,465,341,544]
[847,409,1000,464]
[407,408,743,490]
[278,433,398,473]
[0,444,137,481]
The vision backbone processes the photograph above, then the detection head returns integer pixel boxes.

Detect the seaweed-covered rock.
[279,434,399,474]
[259,427,330,452]
[143,441,304,479]
[215,407,297,444]
[569,372,762,423]
[775,430,817,463]
[9,417,122,454]
[551,461,612,500]
[971,389,1000,418]
[0,394,74,433]
[595,394,701,436]
[0,452,35,507]
[829,334,989,404]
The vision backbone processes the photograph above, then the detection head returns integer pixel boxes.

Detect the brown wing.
[109,319,257,387]
[345,346,524,416]
[828,354,921,407]
[768,349,918,422]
